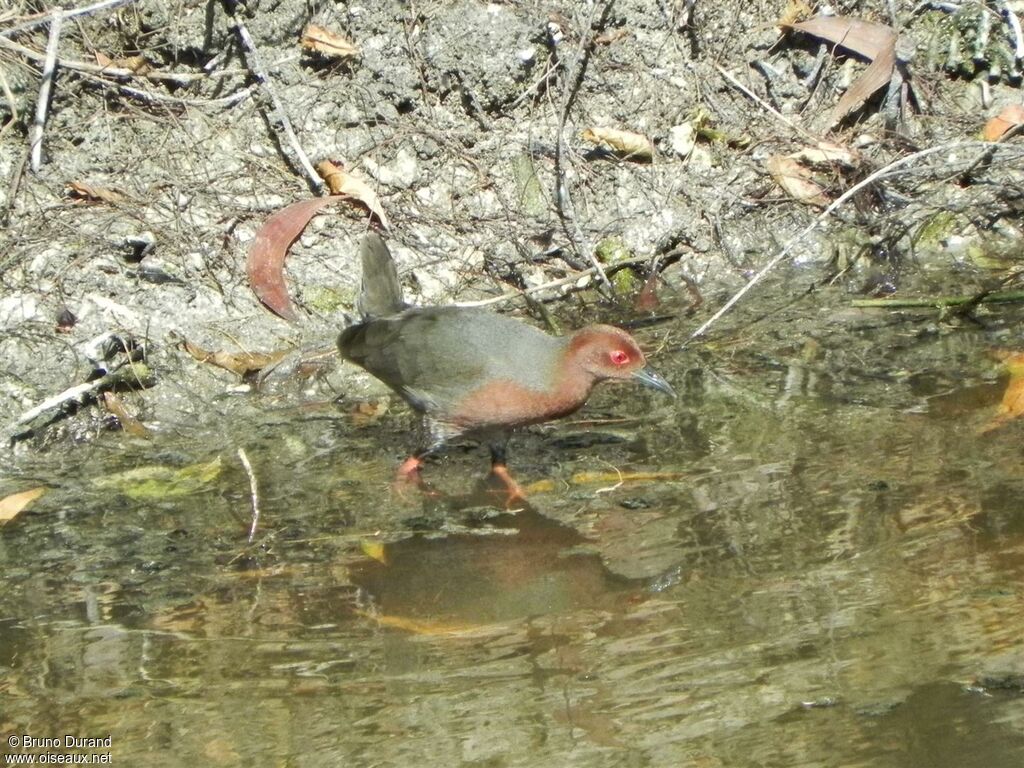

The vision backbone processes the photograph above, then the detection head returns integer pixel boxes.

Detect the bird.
[338,233,674,494]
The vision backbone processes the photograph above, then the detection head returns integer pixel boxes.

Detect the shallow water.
[2,286,1024,767]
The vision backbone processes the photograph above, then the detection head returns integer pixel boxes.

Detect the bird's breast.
[448,370,593,430]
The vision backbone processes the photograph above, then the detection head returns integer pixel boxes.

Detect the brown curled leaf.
[785,16,897,129]
[766,155,829,207]
[247,165,387,321]
[0,487,46,527]
[982,104,1024,142]
[581,127,654,160]
[246,197,342,321]
[101,391,150,437]
[183,339,285,376]
[66,180,126,204]
[300,25,360,59]
[315,160,390,228]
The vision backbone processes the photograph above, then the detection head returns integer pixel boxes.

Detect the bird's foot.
[489,464,528,511]
[392,455,444,501]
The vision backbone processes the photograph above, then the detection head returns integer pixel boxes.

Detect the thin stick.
[233,21,324,193]
[0,0,135,38]
[80,73,256,108]
[686,140,1013,343]
[0,68,18,138]
[237,448,261,543]
[29,10,62,173]
[454,252,658,308]
[851,290,1024,308]
[1,146,28,227]
[7,362,154,441]
[0,35,247,84]
[553,0,613,294]
[715,63,819,142]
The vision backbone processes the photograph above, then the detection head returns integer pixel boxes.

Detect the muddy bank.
[1,0,1022,455]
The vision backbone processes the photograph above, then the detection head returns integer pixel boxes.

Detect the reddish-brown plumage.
[338,234,674,482]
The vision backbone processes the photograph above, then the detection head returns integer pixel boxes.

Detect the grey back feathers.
[340,306,567,416]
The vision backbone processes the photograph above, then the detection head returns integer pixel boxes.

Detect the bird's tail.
[356,232,407,319]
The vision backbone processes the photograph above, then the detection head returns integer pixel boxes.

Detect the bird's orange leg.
[489,443,527,509]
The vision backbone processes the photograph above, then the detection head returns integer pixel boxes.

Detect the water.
[2,286,1023,766]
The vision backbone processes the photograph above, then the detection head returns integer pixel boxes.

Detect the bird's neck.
[548,351,598,417]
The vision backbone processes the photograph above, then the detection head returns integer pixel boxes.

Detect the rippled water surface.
[2,289,1023,766]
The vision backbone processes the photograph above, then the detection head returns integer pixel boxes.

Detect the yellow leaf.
[0,487,46,527]
[360,540,388,564]
[359,610,496,636]
[91,457,222,499]
[980,351,1024,433]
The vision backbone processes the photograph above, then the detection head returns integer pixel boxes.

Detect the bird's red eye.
[610,349,630,366]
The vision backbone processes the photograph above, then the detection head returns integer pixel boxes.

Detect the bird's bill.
[632,366,675,397]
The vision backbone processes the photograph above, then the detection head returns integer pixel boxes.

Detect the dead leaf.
[361,540,388,564]
[359,611,497,636]
[349,398,389,427]
[982,104,1024,142]
[101,391,150,437]
[980,351,1024,433]
[785,16,898,128]
[766,155,829,206]
[594,28,630,45]
[95,51,151,74]
[300,25,360,59]
[581,127,654,160]
[0,487,46,527]
[778,0,814,28]
[246,197,342,321]
[247,164,389,320]
[66,181,126,204]
[91,456,222,500]
[788,140,860,168]
[315,160,390,228]
[634,273,661,312]
[182,339,285,376]
[569,470,688,485]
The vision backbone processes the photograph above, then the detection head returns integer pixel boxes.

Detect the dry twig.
[28,9,62,172]
[715,64,819,142]
[232,21,324,193]
[553,0,614,295]
[0,0,135,38]
[237,448,261,543]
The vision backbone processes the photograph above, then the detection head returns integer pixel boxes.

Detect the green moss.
[914,211,959,249]
[306,286,352,313]
[512,154,546,217]
[595,238,640,296]
[595,237,632,264]
[92,456,223,499]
